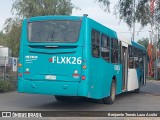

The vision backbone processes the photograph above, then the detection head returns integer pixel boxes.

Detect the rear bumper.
[18,79,88,97]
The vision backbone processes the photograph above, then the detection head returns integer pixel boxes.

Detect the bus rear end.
[18,16,88,98]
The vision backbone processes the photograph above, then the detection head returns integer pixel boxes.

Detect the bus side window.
[91,30,100,57]
[111,39,118,63]
[118,41,121,64]
[139,51,143,68]
[128,46,134,68]
[134,48,139,68]
[101,34,110,62]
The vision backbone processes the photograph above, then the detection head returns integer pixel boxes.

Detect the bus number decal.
[114,65,120,74]
[72,57,76,64]
[114,65,120,71]
[52,56,82,64]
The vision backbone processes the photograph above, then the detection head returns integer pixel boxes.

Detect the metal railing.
[0,57,18,87]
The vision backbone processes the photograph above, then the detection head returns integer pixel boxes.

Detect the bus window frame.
[134,48,139,68]
[101,34,110,62]
[91,29,100,58]
[139,50,143,69]
[111,38,118,63]
[118,41,122,64]
[128,45,134,68]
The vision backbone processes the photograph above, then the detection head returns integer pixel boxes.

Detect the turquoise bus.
[18,15,147,104]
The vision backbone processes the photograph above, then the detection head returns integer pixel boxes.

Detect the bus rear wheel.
[55,96,73,102]
[103,80,116,104]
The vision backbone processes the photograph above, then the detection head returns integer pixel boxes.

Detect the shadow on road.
[1,80,160,111]
[33,92,139,111]
[32,80,160,110]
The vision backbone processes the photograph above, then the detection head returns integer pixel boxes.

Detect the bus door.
[140,53,146,86]
[143,54,146,85]
[122,46,128,91]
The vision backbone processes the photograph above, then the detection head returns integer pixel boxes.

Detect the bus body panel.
[23,45,83,82]
[86,19,123,99]
[18,16,90,97]
[18,79,90,97]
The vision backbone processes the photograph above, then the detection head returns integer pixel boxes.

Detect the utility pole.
[132,0,136,41]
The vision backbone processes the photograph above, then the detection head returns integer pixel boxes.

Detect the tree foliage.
[3,18,21,57]
[136,0,150,27]
[99,0,160,28]
[12,0,74,18]
[0,31,8,47]
[96,0,110,12]
[114,0,134,28]
[114,0,152,28]
[137,38,149,49]
[2,0,76,57]
[0,18,22,57]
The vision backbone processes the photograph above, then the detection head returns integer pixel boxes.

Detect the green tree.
[3,18,21,57]
[0,31,8,47]
[97,0,160,28]
[3,0,76,57]
[137,38,149,49]
[12,0,75,18]
[114,0,151,28]
[96,0,110,12]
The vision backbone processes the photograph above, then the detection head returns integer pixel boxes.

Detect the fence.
[0,57,18,89]
[154,60,160,80]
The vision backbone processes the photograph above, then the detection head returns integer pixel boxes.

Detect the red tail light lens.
[72,73,80,76]
[19,73,22,77]
[82,75,86,80]
[24,72,30,74]
[49,58,52,62]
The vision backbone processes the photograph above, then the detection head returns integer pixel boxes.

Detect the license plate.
[45,75,56,80]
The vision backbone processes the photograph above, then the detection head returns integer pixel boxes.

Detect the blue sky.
[0,0,150,41]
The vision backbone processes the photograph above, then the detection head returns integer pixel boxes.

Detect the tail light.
[18,73,22,77]
[18,63,22,67]
[82,75,86,80]
[82,65,87,69]
[72,73,80,76]
[49,58,52,62]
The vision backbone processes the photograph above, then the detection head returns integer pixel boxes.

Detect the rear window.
[28,20,81,43]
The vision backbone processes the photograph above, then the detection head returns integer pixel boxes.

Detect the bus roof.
[117,33,145,51]
[27,15,83,22]
[131,41,146,51]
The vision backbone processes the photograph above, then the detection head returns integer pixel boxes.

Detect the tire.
[55,96,73,102]
[103,80,116,104]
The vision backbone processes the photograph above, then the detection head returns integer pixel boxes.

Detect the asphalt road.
[0,80,160,111]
